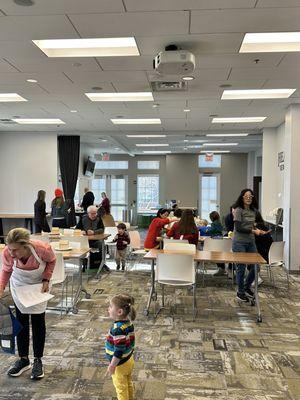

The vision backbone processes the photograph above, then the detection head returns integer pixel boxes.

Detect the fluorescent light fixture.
[0,93,27,102]
[187,145,202,148]
[32,37,140,57]
[240,32,300,53]
[26,79,38,83]
[143,150,171,154]
[212,117,266,123]
[182,76,195,81]
[111,118,161,125]
[126,134,166,138]
[201,150,230,154]
[203,143,238,146]
[85,92,153,102]
[183,109,191,112]
[136,143,169,147]
[206,133,249,137]
[70,110,78,113]
[13,118,65,124]
[222,89,296,99]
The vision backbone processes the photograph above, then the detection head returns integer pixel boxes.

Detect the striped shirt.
[105,320,135,365]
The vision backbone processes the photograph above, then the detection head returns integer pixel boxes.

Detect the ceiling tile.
[124,0,256,11]
[69,11,189,37]
[0,0,124,15]
[191,8,300,33]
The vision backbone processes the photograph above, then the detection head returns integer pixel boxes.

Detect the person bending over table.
[144,208,171,250]
[0,228,56,380]
[75,205,109,272]
[232,189,265,303]
[167,209,199,246]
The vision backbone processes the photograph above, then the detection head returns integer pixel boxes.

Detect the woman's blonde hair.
[110,294,136,321]
[6,228,31,247]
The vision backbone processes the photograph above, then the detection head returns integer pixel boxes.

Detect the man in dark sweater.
[76,205,109,271]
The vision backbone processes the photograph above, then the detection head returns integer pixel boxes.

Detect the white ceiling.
[0,0,299,155]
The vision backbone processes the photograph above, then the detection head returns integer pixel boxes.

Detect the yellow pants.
[112,356,134,400]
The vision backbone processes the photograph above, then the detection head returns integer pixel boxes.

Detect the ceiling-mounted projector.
[153,44,195,75]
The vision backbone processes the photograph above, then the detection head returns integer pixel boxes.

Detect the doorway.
[199,173,220,220]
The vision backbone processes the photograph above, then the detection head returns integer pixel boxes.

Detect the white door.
[92,175,128,221]
[199,173,220,220]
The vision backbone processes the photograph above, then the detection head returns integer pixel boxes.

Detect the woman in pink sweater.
[0,228,56,380]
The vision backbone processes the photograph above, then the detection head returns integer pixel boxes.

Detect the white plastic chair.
[156,253,197,319]
[203,237,232,252]
[266,241,288,288]
[128,230,147,270]
[49,252,67,316]
[163,238,188,246]
[104,227,118,243]
[163,242,196,254]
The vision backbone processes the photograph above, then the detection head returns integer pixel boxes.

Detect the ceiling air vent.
[151,81,187,92]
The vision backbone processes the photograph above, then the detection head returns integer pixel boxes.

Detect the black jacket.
[81,191,95,212]
[34,199,47,224]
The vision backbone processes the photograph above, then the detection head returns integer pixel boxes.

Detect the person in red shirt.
[144,208,170,250]
[167,209,199,246]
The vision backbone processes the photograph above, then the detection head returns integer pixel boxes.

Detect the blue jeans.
[232,240,257,294]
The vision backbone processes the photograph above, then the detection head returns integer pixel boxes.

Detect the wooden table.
[144,249,266,323]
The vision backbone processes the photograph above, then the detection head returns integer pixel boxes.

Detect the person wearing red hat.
[51,189,68,228]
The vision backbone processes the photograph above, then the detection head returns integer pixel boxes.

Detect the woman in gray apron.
[0,228,56,380]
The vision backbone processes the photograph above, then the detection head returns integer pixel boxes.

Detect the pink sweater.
[0,240,56,288]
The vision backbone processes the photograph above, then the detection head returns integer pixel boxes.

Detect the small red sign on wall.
[205,152,214,162]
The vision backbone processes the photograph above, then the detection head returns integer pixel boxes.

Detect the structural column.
[283,104,300,272]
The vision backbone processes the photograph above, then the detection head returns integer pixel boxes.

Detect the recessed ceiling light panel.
[143,150,171,154]
[206,133,249,137]
[240,32,300,53]
[32,37,140,57]
[126,134,166,138]
[13,118,65,124]
[136,143,169,147]
[0,93,27,102]
[212,117,266,123]
[111,118,161,125]
[85,92,153,102]
[203,143,238,146]
[222,89,296,99]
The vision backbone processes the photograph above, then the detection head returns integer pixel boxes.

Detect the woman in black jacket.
[34,190,50,233]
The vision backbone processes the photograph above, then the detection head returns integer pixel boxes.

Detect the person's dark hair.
[177,209,198,235]
[209,211,220,222]
[117,222,126,230]
[174,208,182,218]
[37,190,46,202]
[111,294,136,321]
[232,188,258,210]
[157,208,169,218]
[172,203,178,210]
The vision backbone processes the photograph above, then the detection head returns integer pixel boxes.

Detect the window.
[74,180,80,206]
[91,178,106,204]
[199,154,221,168]
[111,176,126,221]
[95,160,128,169]
[137,160,160,170]
[137,175,159,213]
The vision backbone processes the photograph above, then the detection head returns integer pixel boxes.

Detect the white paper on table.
[14,284,54,308]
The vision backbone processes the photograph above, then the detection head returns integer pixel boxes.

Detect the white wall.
[261,125,285,219]
[0,133,57,213]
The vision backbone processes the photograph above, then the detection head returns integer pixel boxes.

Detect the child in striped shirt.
[105,294,136,400]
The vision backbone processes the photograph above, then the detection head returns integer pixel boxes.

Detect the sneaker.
[121,266,125,271]
[236,292,249,302]
[245,288,255,298]
[31,358,44,380]
[116,265,120,271]
[7,358,30,377]
[213,268,226,276]
[102,264,110,272]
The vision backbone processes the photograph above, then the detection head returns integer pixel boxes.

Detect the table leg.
[71,258,91,313]
[144,259,156,316]
[254,264,262,323]
[95,240,105,279]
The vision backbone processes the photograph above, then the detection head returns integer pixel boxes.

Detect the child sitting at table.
[112,223,130,271]
[209,211,226,276]
[198,219,211,236]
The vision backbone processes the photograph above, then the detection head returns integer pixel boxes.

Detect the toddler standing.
[113,223,130,271]
[105,294,136,400]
